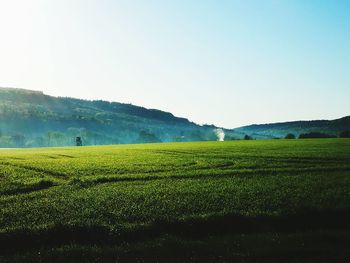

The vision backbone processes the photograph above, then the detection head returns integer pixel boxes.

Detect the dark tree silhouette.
[339,130,350,138]
[285,133,296,139]
[299,132,336,139]
[244,135,252,140]
[76,137,83,146]
[136,131,161,143]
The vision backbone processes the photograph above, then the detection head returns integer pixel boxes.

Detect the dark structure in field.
[76,137,82,146]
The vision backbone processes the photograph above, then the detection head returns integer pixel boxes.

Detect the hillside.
[235,116,350,138]
[0,87,241,147]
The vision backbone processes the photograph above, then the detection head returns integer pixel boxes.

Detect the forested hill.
[0,87,241,147]
[235,116,350,138]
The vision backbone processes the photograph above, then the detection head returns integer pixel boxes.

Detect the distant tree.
[285,133,296,139]
[136,130,162,143]
[299,132,336,139]
[244,135,252,140]
[76,137,83,146]
[339,130,350,138]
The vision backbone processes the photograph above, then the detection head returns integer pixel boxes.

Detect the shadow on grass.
[1,180,57,196]
[1,162,68,178]
[1,209,350,254]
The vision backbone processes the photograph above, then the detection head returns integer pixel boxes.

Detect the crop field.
[1,139,350,262]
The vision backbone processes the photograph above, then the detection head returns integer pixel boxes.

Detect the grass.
[1,139,350,262]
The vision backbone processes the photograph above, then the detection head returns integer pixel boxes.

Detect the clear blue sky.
[0,0,349,128]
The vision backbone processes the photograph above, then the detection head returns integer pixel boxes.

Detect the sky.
[0,0,349,128]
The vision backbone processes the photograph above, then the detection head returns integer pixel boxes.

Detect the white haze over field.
[215,129,225,142]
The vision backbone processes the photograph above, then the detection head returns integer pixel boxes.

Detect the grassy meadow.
[1,139,350,262]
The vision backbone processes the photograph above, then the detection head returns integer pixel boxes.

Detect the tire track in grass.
[0,162,66,196]
[0,161,69,179]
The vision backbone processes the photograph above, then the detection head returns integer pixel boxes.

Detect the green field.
[1,139,350,262]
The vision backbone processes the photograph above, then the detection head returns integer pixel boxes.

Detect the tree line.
[284,131,350,139]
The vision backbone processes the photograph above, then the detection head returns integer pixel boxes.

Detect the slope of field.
[1,139,350,262]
